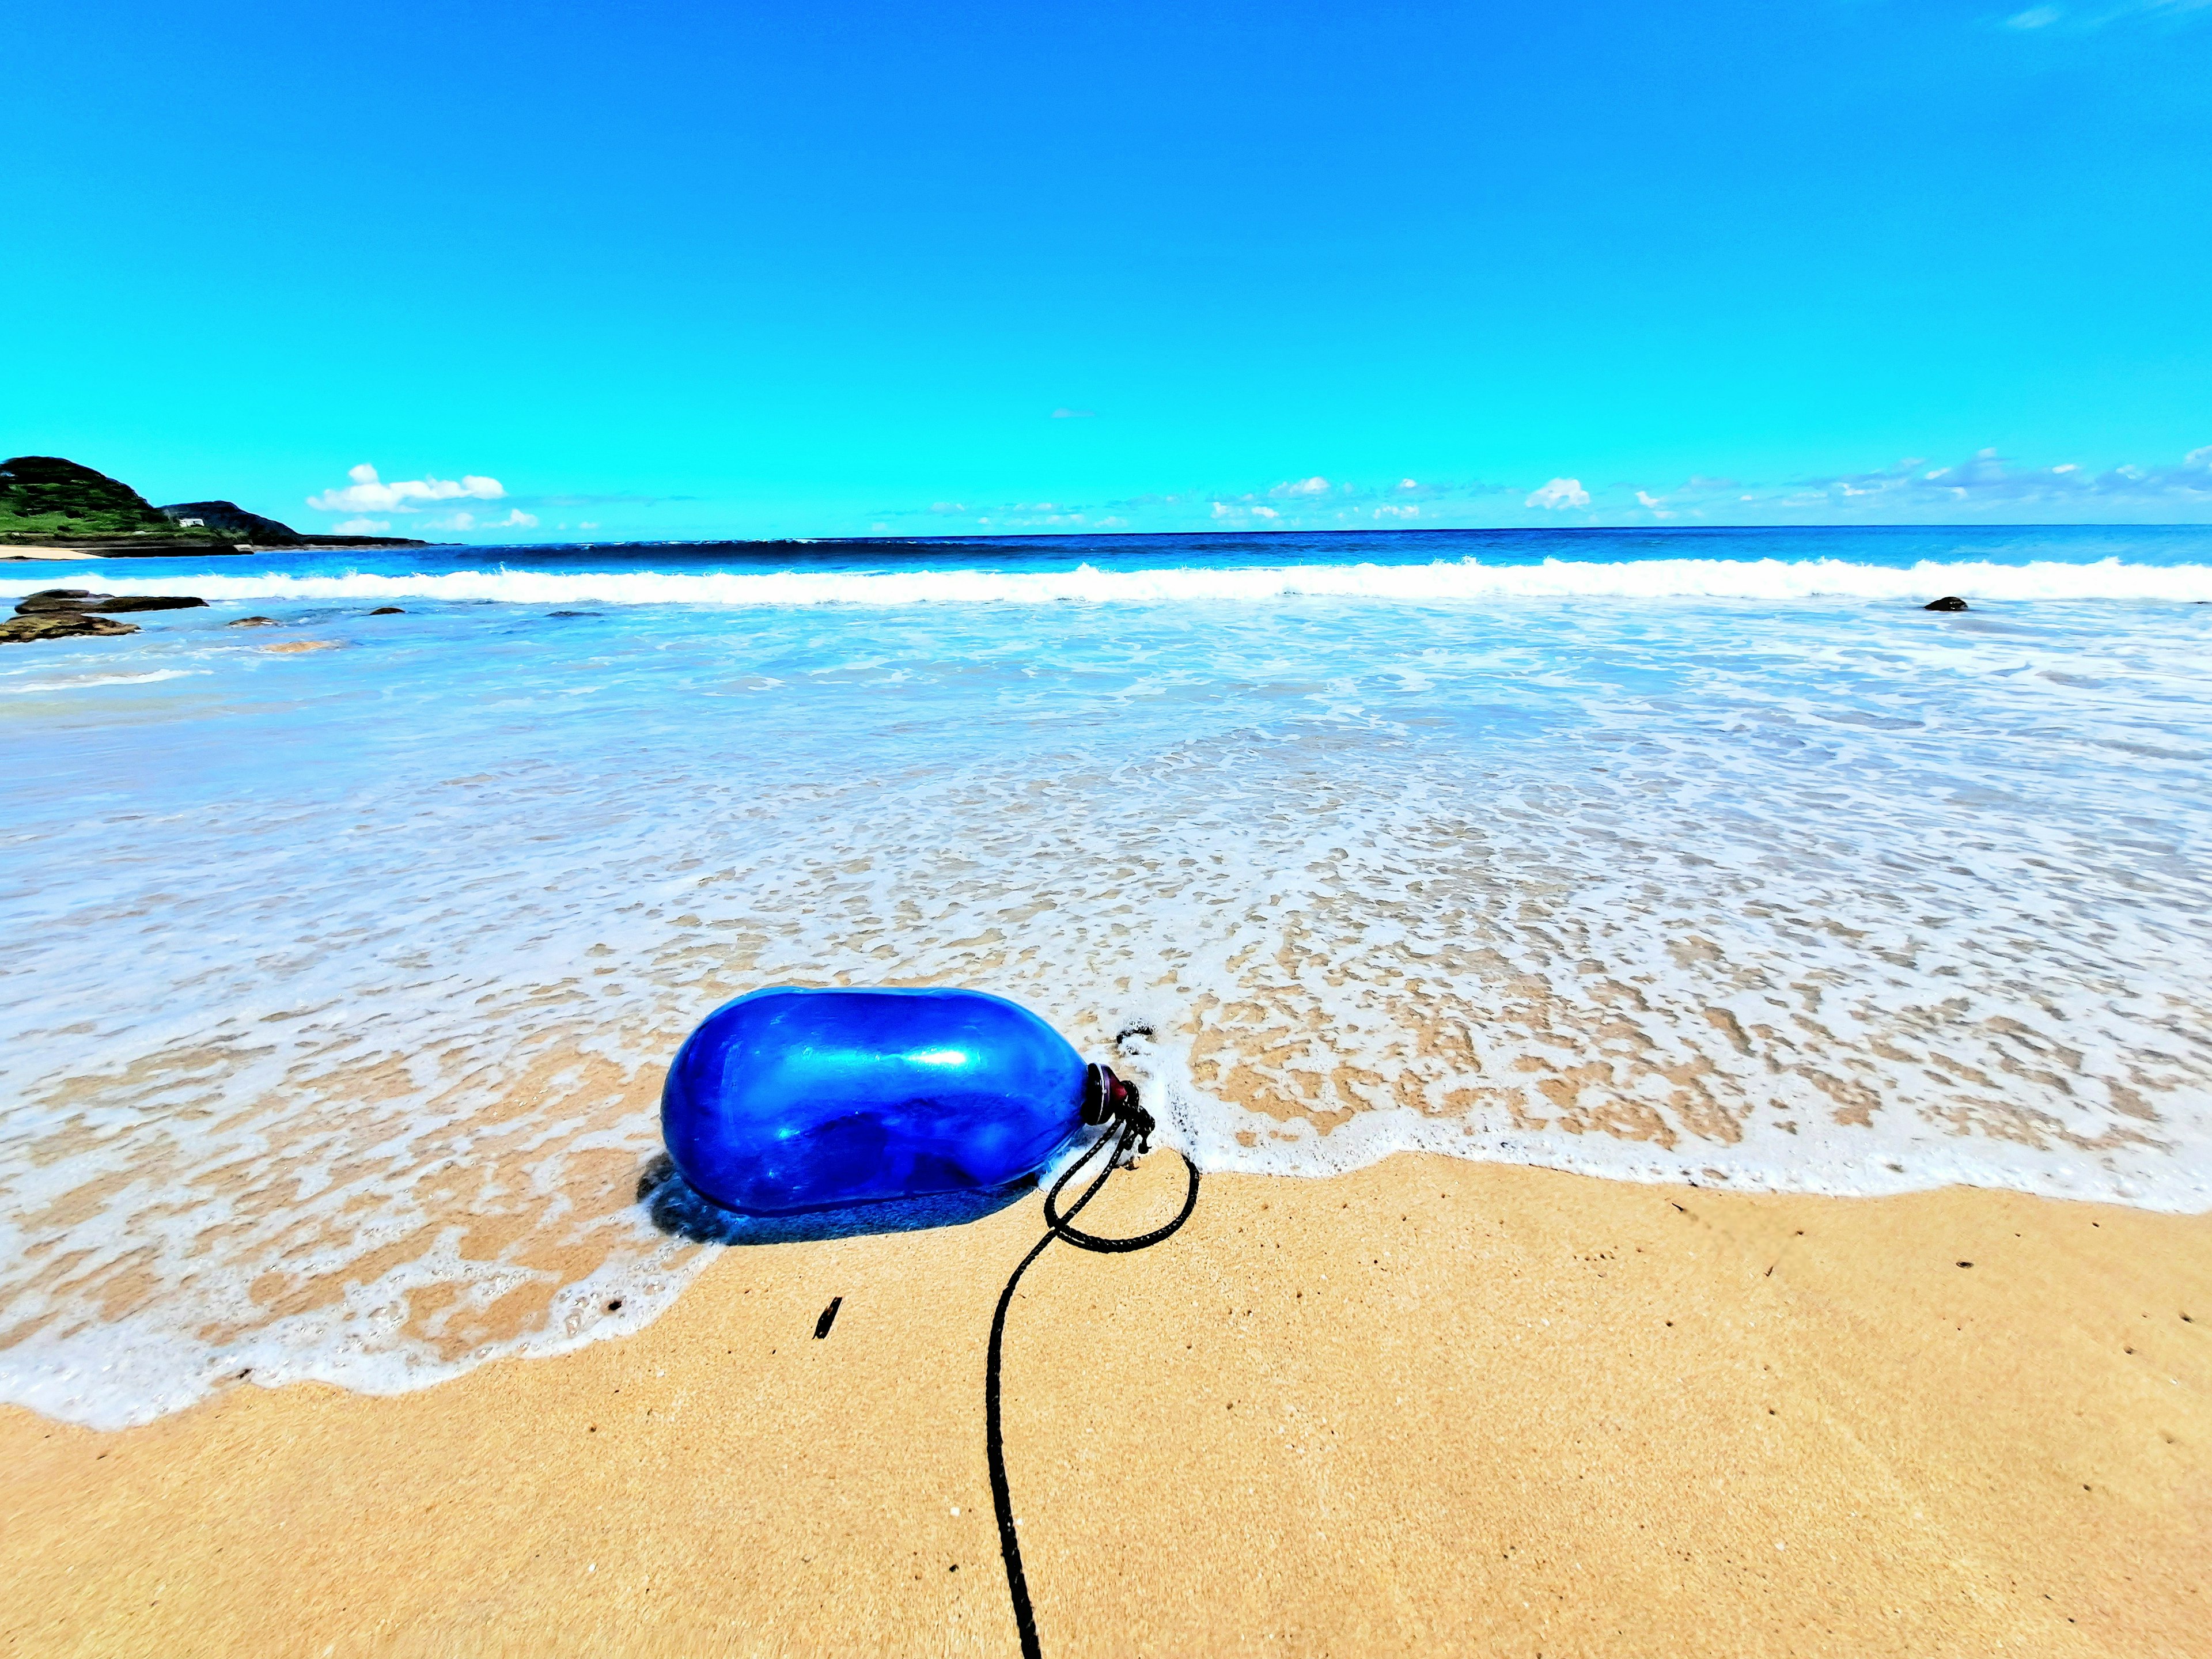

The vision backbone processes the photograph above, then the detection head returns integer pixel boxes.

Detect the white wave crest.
[1,669,207,695]
[5,556,2211,609]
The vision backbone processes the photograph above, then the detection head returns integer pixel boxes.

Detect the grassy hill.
[0,456,237,543]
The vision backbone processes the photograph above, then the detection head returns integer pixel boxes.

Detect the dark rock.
[1924,596,1969,612]
[84,594,208,613]
[13,592,207,615]
[0,611,141,643]
[14,593,105,613]
[228,616,280,627]
[368,605,405,615]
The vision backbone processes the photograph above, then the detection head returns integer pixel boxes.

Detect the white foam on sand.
[2,579,2209,1427]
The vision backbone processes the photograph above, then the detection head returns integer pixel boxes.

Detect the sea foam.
[6,554,2212,608]
[3,542,2209,1428]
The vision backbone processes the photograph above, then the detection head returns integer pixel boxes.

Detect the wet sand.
[3,1153,2207,1657]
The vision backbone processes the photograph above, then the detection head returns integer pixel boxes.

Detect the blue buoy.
[661,986,1096,1215]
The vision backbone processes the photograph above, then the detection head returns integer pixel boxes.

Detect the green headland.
[0,456,423,549]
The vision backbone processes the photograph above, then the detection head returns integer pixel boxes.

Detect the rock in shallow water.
[228,616,279,627]
[13,592,207,615]
[1924,595,1969,612]
[0,611,141,643]
[368,606,405,615]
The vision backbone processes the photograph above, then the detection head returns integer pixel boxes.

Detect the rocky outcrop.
[0,611,140,643]
[159,500,305,544]
[1924,596,1969,612]
[158,502,426,548]
[13,590,207,615]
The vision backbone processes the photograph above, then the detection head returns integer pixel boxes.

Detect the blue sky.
[6,0,2210,539]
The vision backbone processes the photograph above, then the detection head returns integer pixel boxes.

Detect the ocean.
[4,524,2210,1429]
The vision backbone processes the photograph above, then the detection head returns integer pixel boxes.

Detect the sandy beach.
[14,0,2212,1647]
[5,1152,2205,1657]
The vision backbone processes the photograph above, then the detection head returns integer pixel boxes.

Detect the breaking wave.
[7,555,2212,608]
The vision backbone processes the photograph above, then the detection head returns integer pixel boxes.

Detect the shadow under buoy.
[636,1152,1035,1245]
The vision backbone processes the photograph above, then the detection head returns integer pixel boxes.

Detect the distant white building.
[176,517,203,528]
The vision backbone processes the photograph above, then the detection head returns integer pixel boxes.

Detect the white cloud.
[308,463,507,515]
[870,442,2212,534]
[333,517,389,533]
[2002,0,2212,32]
[1527,477,1590,510]
[417,507,539,534]
[1767,444,2212,517]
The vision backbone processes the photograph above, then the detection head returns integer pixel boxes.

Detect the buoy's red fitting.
[1081,1062,1155,1152]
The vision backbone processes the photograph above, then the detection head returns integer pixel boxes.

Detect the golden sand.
[4,1154,2207,1657]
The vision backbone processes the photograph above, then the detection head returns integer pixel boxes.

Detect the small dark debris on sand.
[1924,596,1969,612]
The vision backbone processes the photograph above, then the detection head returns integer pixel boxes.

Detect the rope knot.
[1081,1062,1154,1153]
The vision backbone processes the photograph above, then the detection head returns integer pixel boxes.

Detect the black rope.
[984,1080,1200,1659]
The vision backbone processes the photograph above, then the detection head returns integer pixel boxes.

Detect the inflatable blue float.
[661,986,1132,1215]
[659,983,1197,1659]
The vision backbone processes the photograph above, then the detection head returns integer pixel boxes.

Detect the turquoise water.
[4,525,2210,1426]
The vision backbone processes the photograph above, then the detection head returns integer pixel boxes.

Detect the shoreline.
[5,1153,2205,1656]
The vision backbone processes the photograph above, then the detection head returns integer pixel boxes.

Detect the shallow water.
[3,526,2210,1427]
